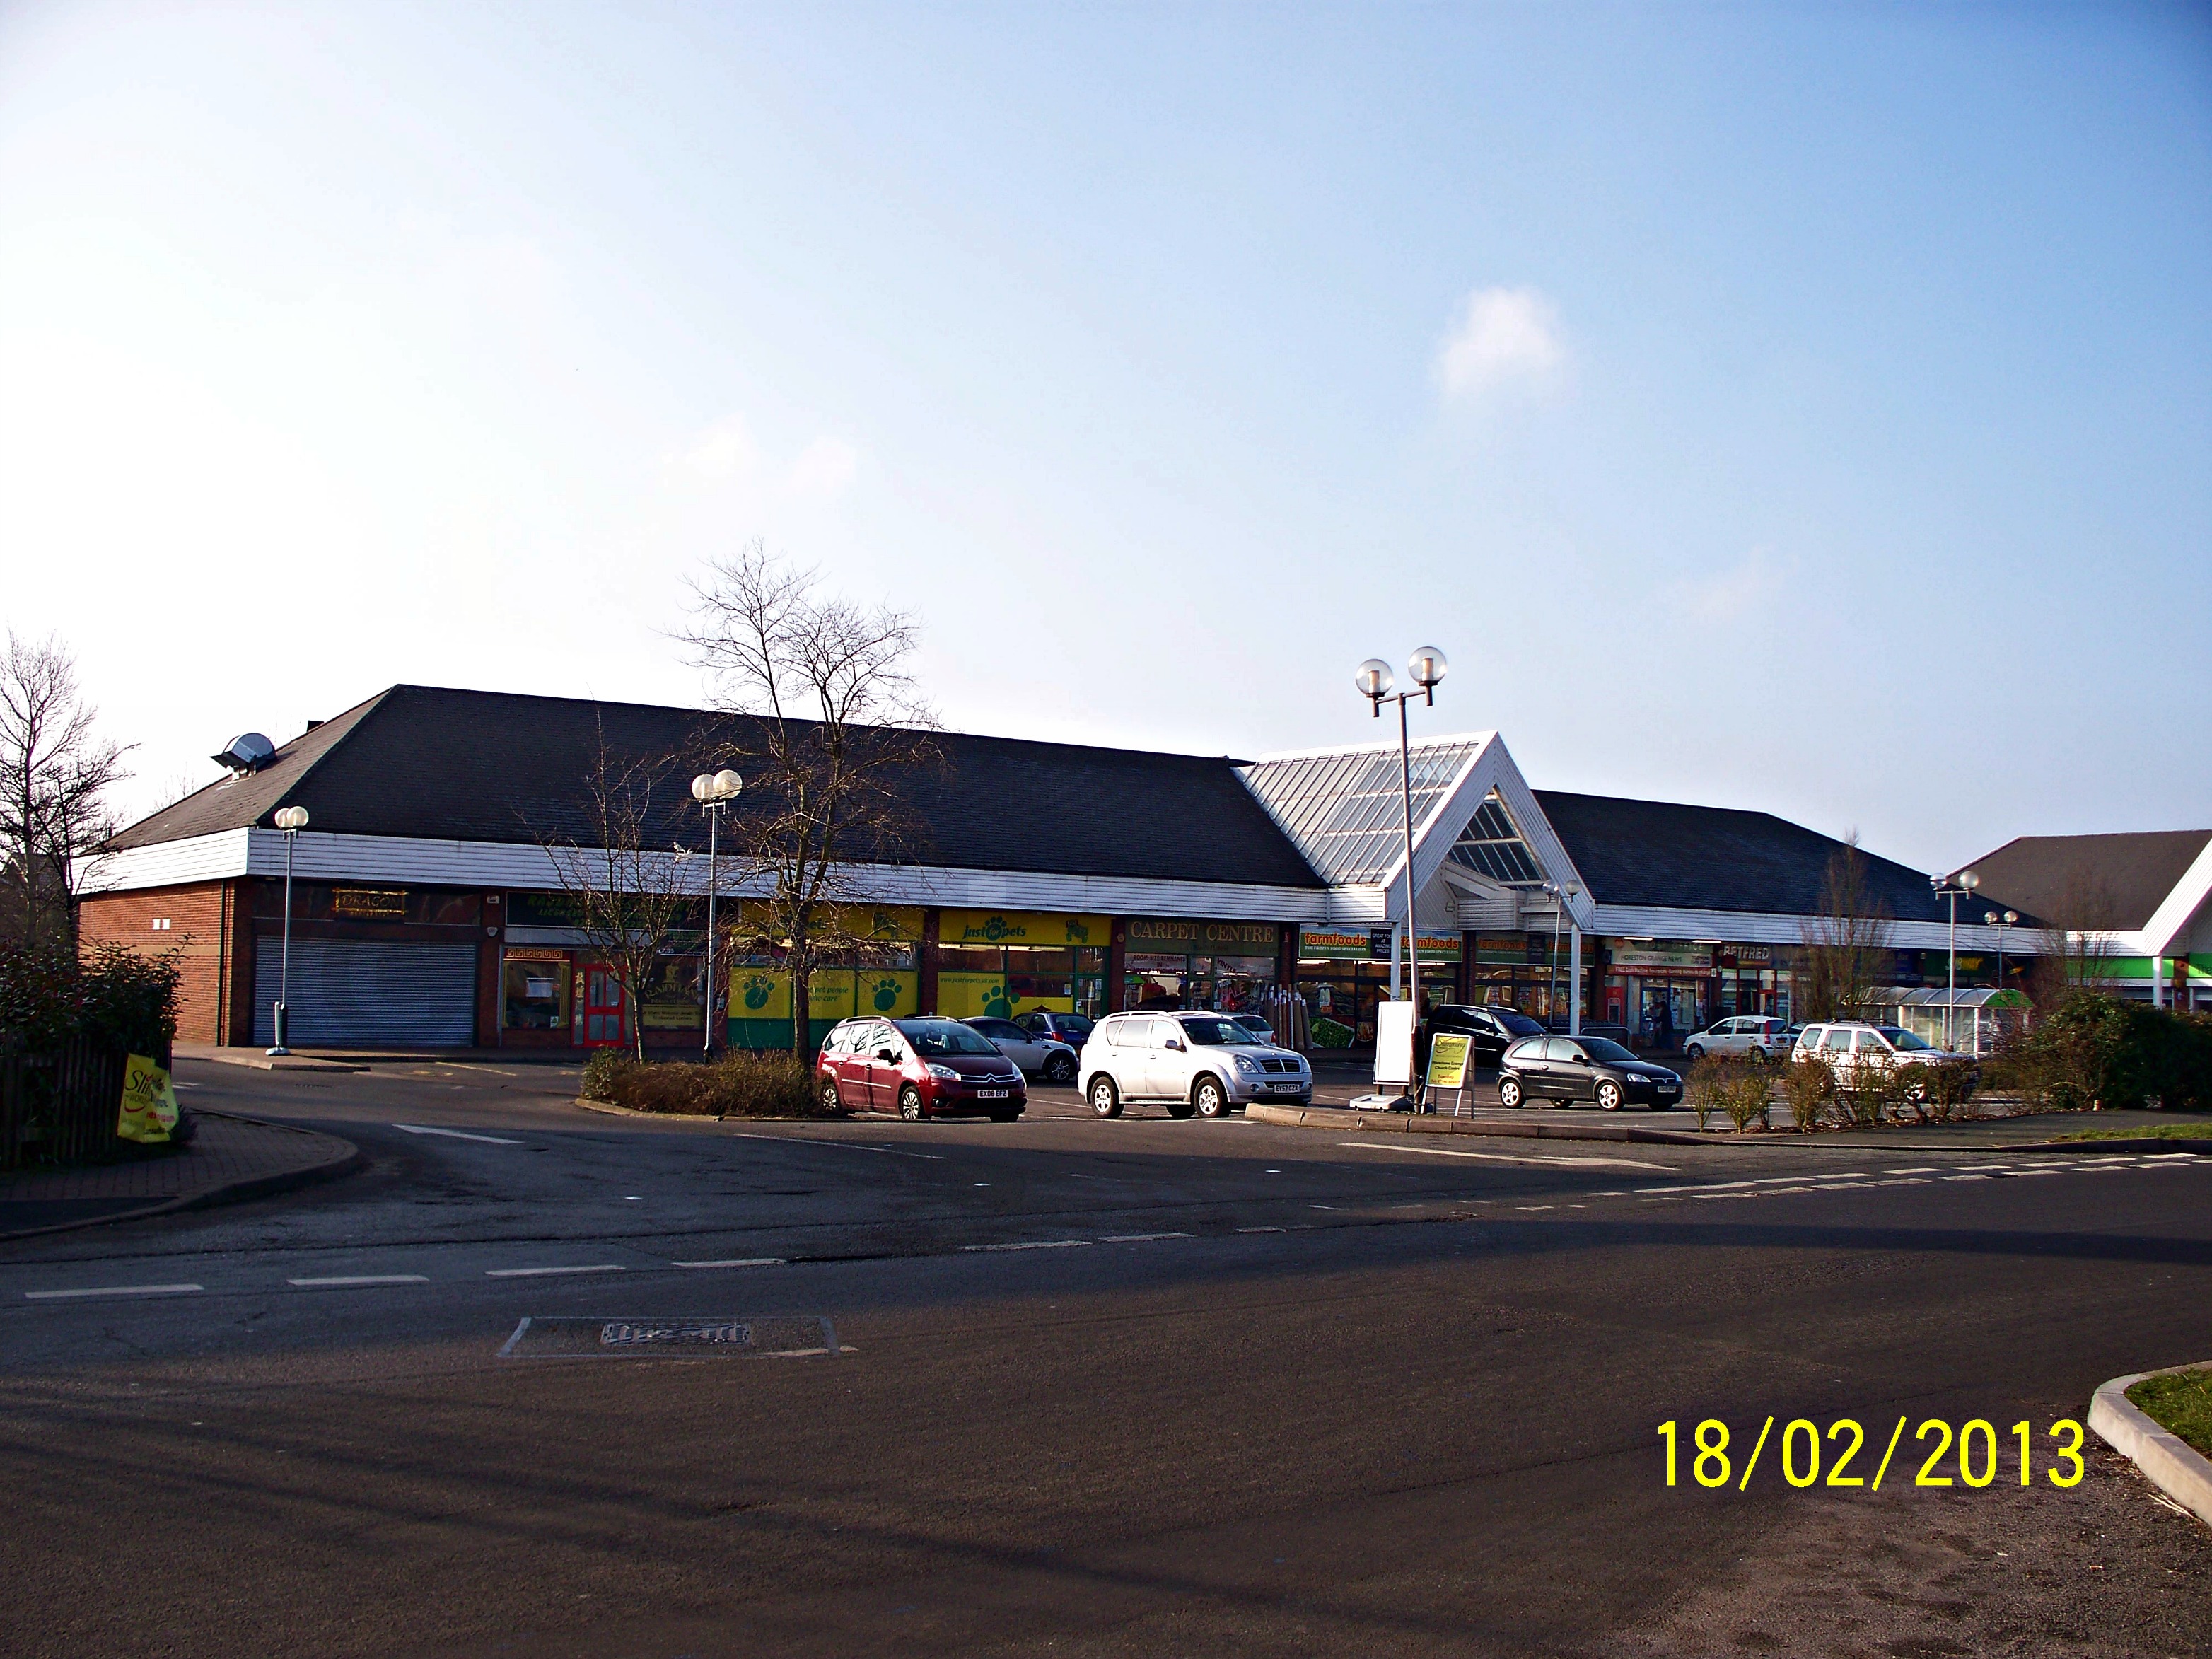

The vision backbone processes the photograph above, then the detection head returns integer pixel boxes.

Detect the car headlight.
[927,1064,959,1081]
[1233,1053,1259,1075]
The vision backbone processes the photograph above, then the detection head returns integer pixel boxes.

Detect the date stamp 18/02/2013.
[1658,1417,2088,1492]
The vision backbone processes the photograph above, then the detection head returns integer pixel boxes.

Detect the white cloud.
[1679,545,1787,624]
[1435,285,1564,400]
[788,435,858,496]
[674,415,758,480]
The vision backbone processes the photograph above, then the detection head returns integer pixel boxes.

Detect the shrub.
[1723,1064,1771,1132]
[1996,991,2212,1113]
[583,1050,821,1117]
[1779,1053,1834,1133]
[1919,1056,1979,1122]
[1685,1057,1728,1131]
[0,939,181,1058]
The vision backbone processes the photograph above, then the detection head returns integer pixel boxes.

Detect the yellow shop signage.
[940,909,1109,947]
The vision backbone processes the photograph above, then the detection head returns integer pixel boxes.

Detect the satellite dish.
[211,732,276,774]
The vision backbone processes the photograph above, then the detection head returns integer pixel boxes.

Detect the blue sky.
[2,1,2206,872]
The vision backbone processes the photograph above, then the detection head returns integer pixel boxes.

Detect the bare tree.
[680,542,938,1056]
[0,631,133,947]
[539,726,696,1062]
[2029,867,2121,1006]
[1795,835,1892,1023]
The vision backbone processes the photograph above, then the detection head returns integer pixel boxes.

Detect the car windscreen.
[1180,1017,1257,1046]
[1581,1037,1637,1064]
[1881,1026,1934,1050]
[896,1019,1000,1056]
[1494,1010,1543,1035]
[1059,1015,1095,1037]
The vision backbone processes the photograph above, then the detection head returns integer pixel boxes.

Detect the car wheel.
[1685,1044,1704,1061]
[1746,1047,1766,1064]
[820,1079,843,1113]
[1193,1076,1228,1119]
[1044,1052,1076,1085]
[1088,1076,1122,1119]
[1497,1074,1524,1109]
[1596,1081,1623,1112]
[899,1084,926,1122]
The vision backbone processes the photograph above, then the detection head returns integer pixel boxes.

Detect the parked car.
[1792,1022,1978,1098]
[1419,1003,1547,1069]
[1015,1010,1098,1053]
[817,1016,1028,1121]
[1684,1015,1793,1063]
[963,1016,1079,1084]
[1228,1013,1276,1045]
[1079,1010,1312,1119]
[1496,1034,1682,1111]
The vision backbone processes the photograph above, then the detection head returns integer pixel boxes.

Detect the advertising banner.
[1608,942,1713,972]
[735,902,924,942]
[1425,1032,1473,1091]
[1298,926,1461,962]
[1124,918,1281,953]
[941,909,1110,948]
[117,1054,180,1145]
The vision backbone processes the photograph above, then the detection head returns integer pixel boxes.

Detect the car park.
[962,1016,1081,1083]
[1684,1015,1793,1062]
[817,1016,1028,1121]
[1419,1003,1546,1069]
[1792,1022,1978,1098]
[1015,1009,1097,1052]
[1496,1034,1682,1111]
[1080,1010,1312,1119]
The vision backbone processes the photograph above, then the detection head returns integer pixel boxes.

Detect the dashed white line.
[395,1124,522,1146]
[724,1132,944,1160]
[26,1283,202,1300]
[1098,1231,1192,1243]
[1338,1141,1676,1171]
[287,1274,428,1288]
[485,1264,627,1278]
[962,1239,1091,1252]
[672,1257,784,1269]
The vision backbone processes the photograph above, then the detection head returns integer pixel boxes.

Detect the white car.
[1793,1022,1978,1095]
[1684,1015,1793,1062]
[1080,1011,1312,1119]
[962,1017,1079,1085]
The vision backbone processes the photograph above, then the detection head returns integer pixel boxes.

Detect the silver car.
[1079,1011,1312,1119]
[962,1016,1079,1084]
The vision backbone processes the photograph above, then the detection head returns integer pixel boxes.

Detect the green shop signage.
[1299,926,1460,962]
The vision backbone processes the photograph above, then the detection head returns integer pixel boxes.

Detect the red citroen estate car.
[817,1015,1028,1121]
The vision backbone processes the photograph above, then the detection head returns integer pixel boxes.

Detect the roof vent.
[211,732,276,774]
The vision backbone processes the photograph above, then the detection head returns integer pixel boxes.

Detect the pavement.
[0,1110,359,1238]
[0,1053,2206,1657]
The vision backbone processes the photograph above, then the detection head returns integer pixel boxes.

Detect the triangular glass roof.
[1238,740,1483,885]
[1447,791,1547,887]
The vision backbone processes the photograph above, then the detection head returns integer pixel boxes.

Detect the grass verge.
[2057,1124,2212,1143]
[2126,1366,2212,1459]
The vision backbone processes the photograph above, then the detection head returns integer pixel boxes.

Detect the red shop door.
[580,966,627,1047]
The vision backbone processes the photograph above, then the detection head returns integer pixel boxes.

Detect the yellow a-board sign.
[1425,1032,1473,1092]
[117,1054,180,1145]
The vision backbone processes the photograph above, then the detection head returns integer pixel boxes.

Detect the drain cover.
[499,1314,840,1359]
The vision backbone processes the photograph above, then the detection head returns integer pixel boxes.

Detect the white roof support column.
[1569,922,1582,1036]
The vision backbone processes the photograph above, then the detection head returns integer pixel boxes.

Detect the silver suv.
[1080,1011,1312,1119]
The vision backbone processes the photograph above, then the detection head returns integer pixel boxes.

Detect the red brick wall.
[78,880,234,1045]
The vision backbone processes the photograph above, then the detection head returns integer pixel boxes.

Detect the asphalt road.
[1,1059,2206,1658]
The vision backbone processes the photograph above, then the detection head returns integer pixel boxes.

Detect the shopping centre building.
[78,683,2044,1052]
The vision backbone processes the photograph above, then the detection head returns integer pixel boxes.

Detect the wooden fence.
[0,1040,135,1170]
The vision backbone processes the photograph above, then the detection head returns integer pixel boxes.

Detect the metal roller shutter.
[252,939,479,1048]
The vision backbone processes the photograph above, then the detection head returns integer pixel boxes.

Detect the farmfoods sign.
[1298,926,1461,962]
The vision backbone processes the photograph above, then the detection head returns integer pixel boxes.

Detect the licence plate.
[978,1089,1009,1100]
[1271,1081,1303,1093]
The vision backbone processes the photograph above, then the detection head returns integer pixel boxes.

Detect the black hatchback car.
[1497,1035,1682,1111]
[1419,1003,1546,1069]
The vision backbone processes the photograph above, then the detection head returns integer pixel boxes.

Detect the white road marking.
[288,1274,429,1288]
[1098,1232,1192,1242]
[1337,1141,1676,1171]
[1235,1226,1286,1233]
[672,1257,784,1269]
[434,1061,520,1076]
[26,1283,202,1300]
[962,1239,1090,1252]
[485,1264,626,1278]
[395,1124,522,1146]
[724,1132,943,1160]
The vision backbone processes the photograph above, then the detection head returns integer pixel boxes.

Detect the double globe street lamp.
[1355,647,1449,1031]
[691,769,743,1056]
[266,804,310,1056]
[1931,866,1981,1050]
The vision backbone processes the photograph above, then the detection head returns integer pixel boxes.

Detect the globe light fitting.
[1354,658,1393,708]
[273,805,308,831]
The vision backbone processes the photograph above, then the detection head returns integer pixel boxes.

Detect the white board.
[1373,999,1417,1088]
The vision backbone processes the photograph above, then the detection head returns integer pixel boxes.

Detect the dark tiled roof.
[1960,831,2211,932]
[108,685,1325,890]
[1533,790,1955,922]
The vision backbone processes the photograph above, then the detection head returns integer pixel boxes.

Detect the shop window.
[505,957,571,1030]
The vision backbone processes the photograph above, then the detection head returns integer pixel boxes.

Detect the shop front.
[1294,926,1462,1049]
[726,903,924,1050]
[1461,933,1588,1027]
[1603,941,1713,1048]
[936,908,1110,1021]
[1122,918,1284,1018]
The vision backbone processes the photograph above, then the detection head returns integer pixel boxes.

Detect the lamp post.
[1931,868,1979,1049]
[267,805,308,1056]
[1986,907,2018,995]
[1540,881,1580,1028]
[690,769,743,1058]
[1356,646,1449,1065]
